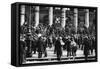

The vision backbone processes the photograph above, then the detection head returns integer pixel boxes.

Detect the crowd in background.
[20,28,96,63]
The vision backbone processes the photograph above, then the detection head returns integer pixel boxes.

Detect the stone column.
[61,8,66,28]
[20,5,25,26]
[74,8,78,33]
[49,7,53,26]
[85,9,89,28]
[35,6,39,28]
[29,6,32,33]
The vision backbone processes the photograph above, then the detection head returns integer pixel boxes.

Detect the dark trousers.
[54,47,57,54]
[44,50,47,57]
[57,50,62,61]
[20,52,26,64]
[72,47,77,56]
[67,51,71,57]
[85,54,88,60]
[26,46,32,57]
[33,47,37,54]
[84,49,89,60]
[38,52,42,58]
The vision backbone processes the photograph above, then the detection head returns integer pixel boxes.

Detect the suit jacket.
[37,38,44,52]
[83,38,89,55]
[55,40,62,52]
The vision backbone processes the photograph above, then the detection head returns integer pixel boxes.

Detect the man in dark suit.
[42,37,47,57]
[37,37,44,58]
[54,37,57,54]
[62,37,67,50]
[55,37,62,61]
[88,36,93,55]
[25,35,32,57]
[31,38,37,54]
[83,36,89,60]
[66,38,71,58]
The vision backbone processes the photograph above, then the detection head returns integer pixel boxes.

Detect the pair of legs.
[43,48,47,57]
[38,52,42,58]
[57,51,62,61]
[67,50,71,59]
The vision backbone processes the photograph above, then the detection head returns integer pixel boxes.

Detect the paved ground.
[30,47,95,58]
[23,47,96,64]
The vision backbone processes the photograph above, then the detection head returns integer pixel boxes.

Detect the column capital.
[21,5,25,14]
[85,9,89,13]
[35,6,40,12]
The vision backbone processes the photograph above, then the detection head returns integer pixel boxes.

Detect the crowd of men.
[20,31,96,63]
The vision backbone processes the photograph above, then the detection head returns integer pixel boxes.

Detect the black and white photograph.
[19,4,97,65]
[11,2,97,66]
[0,0,100,68]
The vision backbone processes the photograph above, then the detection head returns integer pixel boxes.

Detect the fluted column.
[74,8,78,33]
[85,9,89,28]
[62,8,66,28]
[20,5,25,26]
[49,7,53,26]
[28,6,32,33]
[35,6,39,28]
